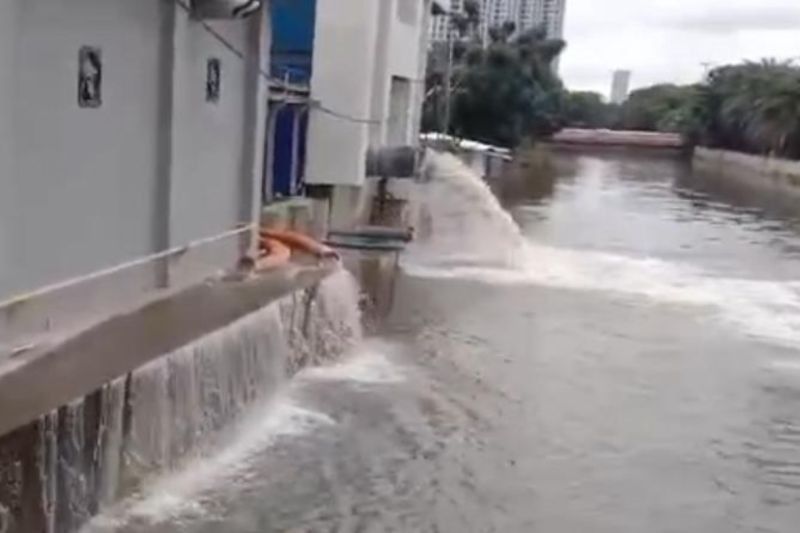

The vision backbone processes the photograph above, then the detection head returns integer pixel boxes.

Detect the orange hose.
[241,228,339,274]
[254,237,291,271]
[260,229,339,260]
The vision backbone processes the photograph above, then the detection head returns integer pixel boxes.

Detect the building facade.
[430,0,462,42]
[431,0,566,44]
[484,0,519,30]
[517,0,539,32]
[611,69,632,104]
[0,0,269,312]
[538,0,566,38]
[304,0,435,228]
[0,0,437,346]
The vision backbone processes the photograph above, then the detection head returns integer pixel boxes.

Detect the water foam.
[303,340,405,385]
[79,266,370,531]
[411,152,526,269]
[81,348,404,531]
[407,152,800,348]
[83,399,335,530]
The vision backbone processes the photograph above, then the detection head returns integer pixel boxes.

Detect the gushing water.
[408,151,800,348]
[410,152,526,269]
[21,267,367,533]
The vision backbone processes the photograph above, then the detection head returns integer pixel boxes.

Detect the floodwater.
[88,151,800,533]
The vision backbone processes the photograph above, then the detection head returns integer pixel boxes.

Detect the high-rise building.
[610,70,632,104]
[517,0,537,32]
[430,0,567,45]
[538,0,566,38]
[515,0,566,71]
[483,0,519,29]
[429,0,464,42]
[517,0,565,38]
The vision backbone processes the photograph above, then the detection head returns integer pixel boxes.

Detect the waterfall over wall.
[0,269,362,533]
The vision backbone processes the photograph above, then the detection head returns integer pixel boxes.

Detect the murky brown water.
[88,151,800,533]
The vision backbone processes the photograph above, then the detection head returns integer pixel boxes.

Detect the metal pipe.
[365,146,421,178]
[263,101,289,203]
[0,225,254,312]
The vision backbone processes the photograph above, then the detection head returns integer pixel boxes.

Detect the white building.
[611,69,632,104]
[517,0,538,32]
[0,0,270,324]
[538,0,566,38]
[484,0,519,29]
[430,0,462,42]
[0,0,437,344]
[509,0,568,37]
[304,0,436,228]
[463,0,567,44]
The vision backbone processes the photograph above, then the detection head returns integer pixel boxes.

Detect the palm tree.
[707,60,800,157]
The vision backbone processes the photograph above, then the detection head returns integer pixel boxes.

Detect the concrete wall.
[0,0,270,347]
[694,147,800,190]
[306,0,430,187]
[371,0,429,148]
[306,0,431,230]
[304,0,380,187]
[0,1,17,301]
[7,0,168,299]
[388,77,412,146]
[0,267,355,532]
[169,14,250,245]
[367,0,393,147]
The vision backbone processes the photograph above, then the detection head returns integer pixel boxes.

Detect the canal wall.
[694,147,800,192]
[0,267,361,532]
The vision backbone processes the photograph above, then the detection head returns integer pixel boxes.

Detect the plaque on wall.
[78,46,102,108]
[207,58,221,103]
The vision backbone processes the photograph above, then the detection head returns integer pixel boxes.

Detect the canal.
[88,151,800,532]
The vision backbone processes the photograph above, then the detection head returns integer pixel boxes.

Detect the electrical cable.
[173,0,384,125]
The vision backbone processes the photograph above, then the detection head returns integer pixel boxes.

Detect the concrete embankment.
[694,147,800,194]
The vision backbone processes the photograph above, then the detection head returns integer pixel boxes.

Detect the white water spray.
[408,151,800,348]
[70,266,367,531]
[410,152,526,269]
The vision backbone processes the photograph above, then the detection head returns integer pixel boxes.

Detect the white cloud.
[560,0,800,96]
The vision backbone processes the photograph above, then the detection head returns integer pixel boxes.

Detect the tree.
[446,26,567,147]
[705,60,800,158]
[450,0,482,42]
[608,59,800,159]
[563,91,620,128]
[421,0,483,133]
[620,84,696,131]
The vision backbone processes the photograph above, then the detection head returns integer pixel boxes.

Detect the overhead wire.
[173,0,384,125]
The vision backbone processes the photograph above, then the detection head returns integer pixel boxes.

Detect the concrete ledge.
[544,142,685,157]
[0,228,255,359]
[694,147,800,191]
[0,260,337,438]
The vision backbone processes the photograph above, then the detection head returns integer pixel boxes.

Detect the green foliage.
[612,60,800,159]
[704,60,800,158]
[621,84,697,131]
[422,25,567,148]
[563,91,620,129]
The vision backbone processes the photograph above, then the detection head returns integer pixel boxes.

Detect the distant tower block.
[610,69,631,104]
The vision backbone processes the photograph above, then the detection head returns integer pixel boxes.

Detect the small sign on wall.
[78,46,102,108]
[206,58,221,103]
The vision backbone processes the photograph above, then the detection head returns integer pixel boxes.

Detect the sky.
[560,0,800,97]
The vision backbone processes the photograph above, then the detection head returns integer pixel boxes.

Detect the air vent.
[191,0,261,19]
